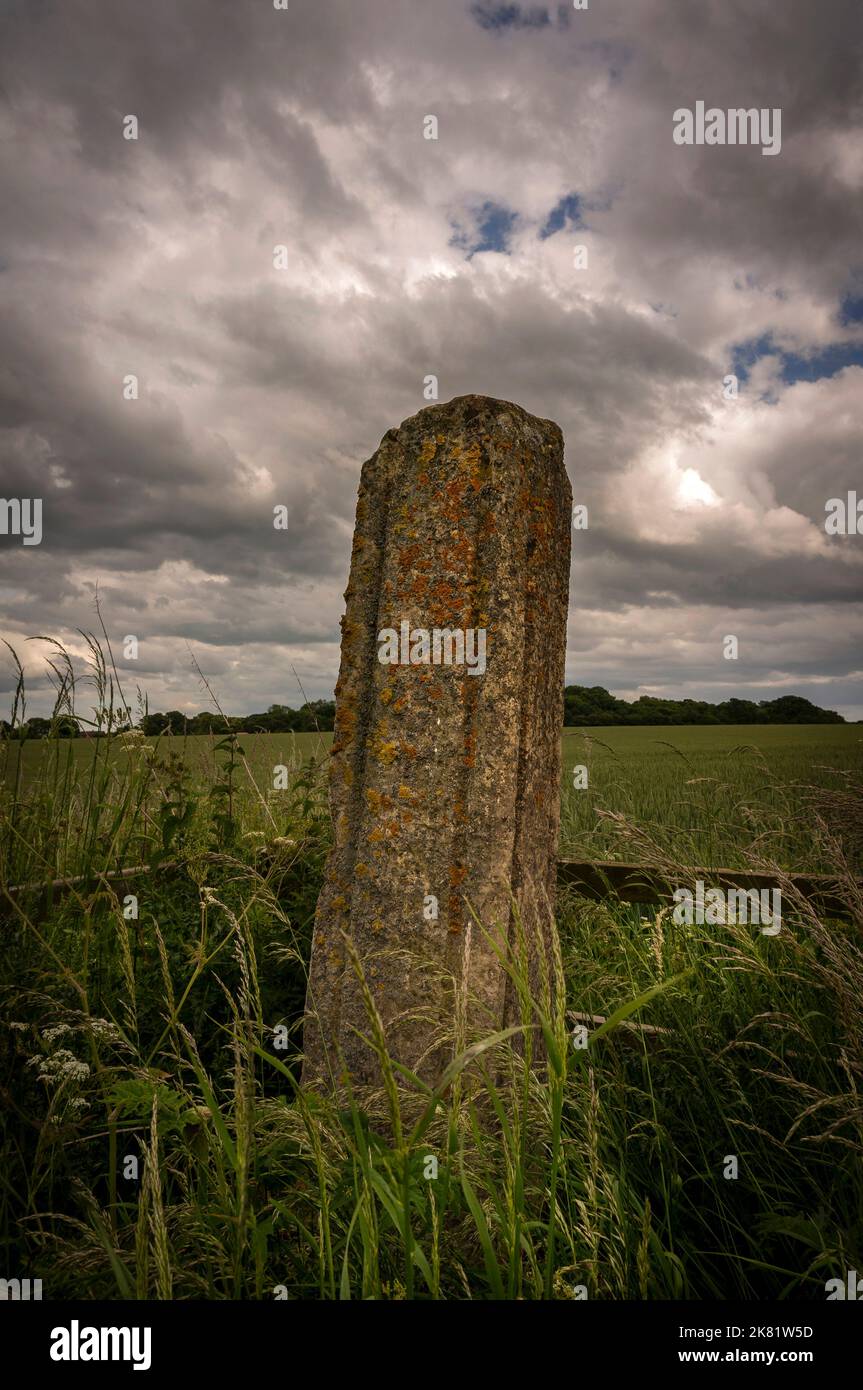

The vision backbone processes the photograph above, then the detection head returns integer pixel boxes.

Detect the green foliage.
[1,640,861,1300]
[563,685,845,726]
[138,700,337,738]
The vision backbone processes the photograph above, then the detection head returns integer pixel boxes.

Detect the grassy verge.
[1,642,861,1298]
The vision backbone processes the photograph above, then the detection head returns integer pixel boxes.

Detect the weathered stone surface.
[302,395,571,1087]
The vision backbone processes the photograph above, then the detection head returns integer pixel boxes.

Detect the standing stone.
[302,395,571,1087]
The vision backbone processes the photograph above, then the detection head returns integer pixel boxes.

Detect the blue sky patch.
[731,332,863,387]
[730,334,775,383]
[451,201,518,258]
[839,291,863,326]
[781,341,863,383]
[470,4,552,31]
[539,192,583,239]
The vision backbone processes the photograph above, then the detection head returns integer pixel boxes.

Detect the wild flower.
[41,1024,73,1045]
[27,1050,90,1085]
[86,1018,122,1042]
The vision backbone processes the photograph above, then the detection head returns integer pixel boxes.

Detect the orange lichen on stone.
[444,475,466,511]
[397,541,423,571]
[449,863,467,889]
[302,394,571,1091]
[446,893,463,933]
[409,573,430,603]
[463,728,476,767]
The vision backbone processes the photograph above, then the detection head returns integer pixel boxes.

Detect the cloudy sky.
[2,0,862,721]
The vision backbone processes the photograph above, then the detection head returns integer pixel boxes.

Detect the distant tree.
[138,710,188,736]
[759,695,843,724]
[716,698,764,724]
[187,711,222,734]
[23,717,52,738]
[135,700,338,738]
[562,684,844,727]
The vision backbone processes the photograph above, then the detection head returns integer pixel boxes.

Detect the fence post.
[302,395,571,1087]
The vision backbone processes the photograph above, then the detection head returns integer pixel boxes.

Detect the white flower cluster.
[27,1049,90,1085]
[86,1018,121,1042]
[41,1023,73,1045]
[117,729,155,754]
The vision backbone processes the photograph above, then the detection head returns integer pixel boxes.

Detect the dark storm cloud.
[1,0,862,715]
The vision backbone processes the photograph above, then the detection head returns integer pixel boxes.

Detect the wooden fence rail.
[557,859,858,921]
[5,854,861,922]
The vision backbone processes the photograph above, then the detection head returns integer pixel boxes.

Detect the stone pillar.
[302,395,571,1087]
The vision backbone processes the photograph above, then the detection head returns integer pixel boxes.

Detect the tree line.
[563,687,845,725]
[2,688,846,739]
[1,701,337,739]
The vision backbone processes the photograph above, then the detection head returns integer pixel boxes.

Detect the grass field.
[2,701,862,1300]
[561,723,863,870]
[8,721,862,873]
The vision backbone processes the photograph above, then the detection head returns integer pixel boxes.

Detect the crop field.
[561,723,863,870]
[8,721,862,872]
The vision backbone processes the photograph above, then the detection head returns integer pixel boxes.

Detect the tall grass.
[560,727,863,871]
[1,641,861,1298]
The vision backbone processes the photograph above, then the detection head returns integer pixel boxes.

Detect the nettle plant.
[152,749,198,863]
[208,732,243,851]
